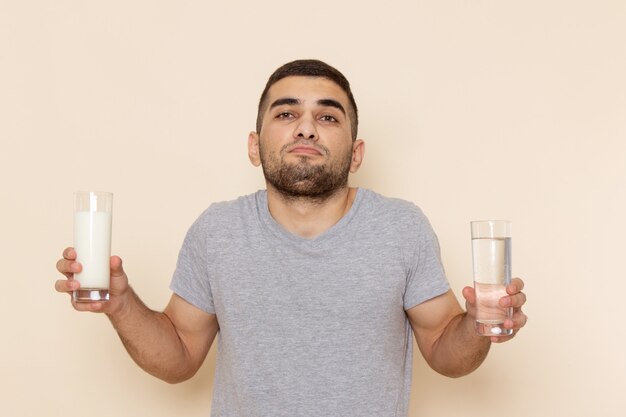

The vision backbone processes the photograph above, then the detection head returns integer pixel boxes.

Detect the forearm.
[428,313,491,378]
[106,288,196,383]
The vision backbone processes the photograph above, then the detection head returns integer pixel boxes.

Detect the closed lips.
[289,146,322,155]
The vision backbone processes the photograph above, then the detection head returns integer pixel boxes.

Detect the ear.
[248,132,261,167]
[349,139,365,173]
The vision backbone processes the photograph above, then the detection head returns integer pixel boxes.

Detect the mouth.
[287,145,323,156]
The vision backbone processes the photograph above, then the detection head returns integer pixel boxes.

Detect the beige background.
[1,1,625,416]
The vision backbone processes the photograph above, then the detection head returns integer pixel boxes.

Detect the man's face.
[248,76,363,200]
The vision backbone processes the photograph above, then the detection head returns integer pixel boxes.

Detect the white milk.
[74,211,112,289]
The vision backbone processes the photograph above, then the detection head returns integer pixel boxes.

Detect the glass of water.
[471,220,512,336]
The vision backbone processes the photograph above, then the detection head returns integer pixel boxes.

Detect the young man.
[56,59,527,416]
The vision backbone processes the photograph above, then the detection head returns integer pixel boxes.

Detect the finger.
[71,300,106,312]
[63,247,77,261]
[491,310,528,342]
[491,334,514,343]
[500,291,527,308]
[490,323,520,342]
[58,248,80,278]
[507,277,525,294]
[505,310,528,330]
[54,278,80,294]
[56,257,81,274]
[56,258,70,276]
[56,259,82,280]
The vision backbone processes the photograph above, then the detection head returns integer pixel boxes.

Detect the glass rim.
[75,191,114,197]
[471,220,511,238]
[470,220,511,224]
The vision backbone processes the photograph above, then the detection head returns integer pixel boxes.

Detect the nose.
[294,116,318,141]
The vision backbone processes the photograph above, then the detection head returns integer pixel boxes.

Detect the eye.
[276,111,294,119]
[320,114,338,122]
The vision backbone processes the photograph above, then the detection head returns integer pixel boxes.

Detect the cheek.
[264,121,291,138]
[321,124,352,144]
[326,132,353,154]
[258,139,283,165]
[262,126,292,149]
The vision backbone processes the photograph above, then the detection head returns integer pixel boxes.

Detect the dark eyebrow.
[317,99,346,115]
[269,97,300,109]
[269,97,346,116]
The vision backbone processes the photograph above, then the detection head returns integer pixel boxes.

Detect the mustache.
[280,140,329,157]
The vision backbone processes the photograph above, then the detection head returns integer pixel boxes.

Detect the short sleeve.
[169,214,216,314]
[403,210,450,310]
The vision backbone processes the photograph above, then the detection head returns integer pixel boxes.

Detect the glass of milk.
[73,191,113,302]
[470,220,512,336]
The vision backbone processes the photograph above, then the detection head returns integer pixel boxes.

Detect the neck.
[266,185,357,239]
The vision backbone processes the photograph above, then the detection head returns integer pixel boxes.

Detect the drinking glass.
[471,220,512,336]
[73,191,113,302]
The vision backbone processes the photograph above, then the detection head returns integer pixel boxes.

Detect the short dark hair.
[256,59,359,140]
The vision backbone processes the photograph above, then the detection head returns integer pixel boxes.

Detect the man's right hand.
[55,247,130,315]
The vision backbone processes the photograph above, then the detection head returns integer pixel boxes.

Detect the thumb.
[110,255,125,278]
[462,285,477,306]
[108,255,129,298]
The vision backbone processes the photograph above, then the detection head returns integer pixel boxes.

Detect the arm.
[407,278,527,378]
[109,290,218,383]
[55,248,219,383]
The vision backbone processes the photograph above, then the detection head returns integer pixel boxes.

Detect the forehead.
[266,76,350,107]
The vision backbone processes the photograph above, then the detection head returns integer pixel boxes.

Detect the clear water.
[472,238,512,336]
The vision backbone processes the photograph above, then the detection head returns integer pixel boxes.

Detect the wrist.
[460,312,492,343]
[106,286,135,323]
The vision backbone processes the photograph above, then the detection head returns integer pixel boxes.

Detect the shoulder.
[355,189,440,249]
[358,188,430,227]
[186,191,263,237]
[197,191,260,220]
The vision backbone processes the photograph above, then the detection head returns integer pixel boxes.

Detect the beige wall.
[2,1,625,416]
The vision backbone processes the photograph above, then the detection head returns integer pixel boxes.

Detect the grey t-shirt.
[170,188,449,417]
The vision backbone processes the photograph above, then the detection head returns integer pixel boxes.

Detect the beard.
[260,141,352,202]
